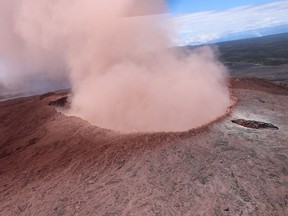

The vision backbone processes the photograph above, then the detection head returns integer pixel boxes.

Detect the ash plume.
[0,0,232,132]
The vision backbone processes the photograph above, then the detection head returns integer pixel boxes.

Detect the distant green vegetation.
[216,33,288,66]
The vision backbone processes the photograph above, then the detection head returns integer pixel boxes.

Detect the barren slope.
[0,78,288,216]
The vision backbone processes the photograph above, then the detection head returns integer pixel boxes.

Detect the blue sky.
[167,0,276,14]
[167,0,288,45]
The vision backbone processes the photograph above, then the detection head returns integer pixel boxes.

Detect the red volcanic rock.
[0,78,288,216]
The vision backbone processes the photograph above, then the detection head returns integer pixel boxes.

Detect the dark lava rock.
[48,97,68,108]
[232,119,278,130]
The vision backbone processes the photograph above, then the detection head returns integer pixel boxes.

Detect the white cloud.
[172,1,288,45]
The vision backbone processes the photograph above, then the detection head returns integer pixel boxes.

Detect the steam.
[0,0,232,132]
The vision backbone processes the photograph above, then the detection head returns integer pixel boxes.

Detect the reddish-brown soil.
[1,78,288,216]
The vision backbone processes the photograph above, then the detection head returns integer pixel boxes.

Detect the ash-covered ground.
[0,78,287,216]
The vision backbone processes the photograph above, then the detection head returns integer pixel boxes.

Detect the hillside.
[216,32,288,66]
[1,78,288,215]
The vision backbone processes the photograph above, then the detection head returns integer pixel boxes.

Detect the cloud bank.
[0,0,232,132]
[173,1,288,45]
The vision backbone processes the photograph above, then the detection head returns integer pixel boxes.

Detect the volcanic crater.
[1,77,288,216]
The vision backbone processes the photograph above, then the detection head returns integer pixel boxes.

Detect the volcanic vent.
[0,0,233,132]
